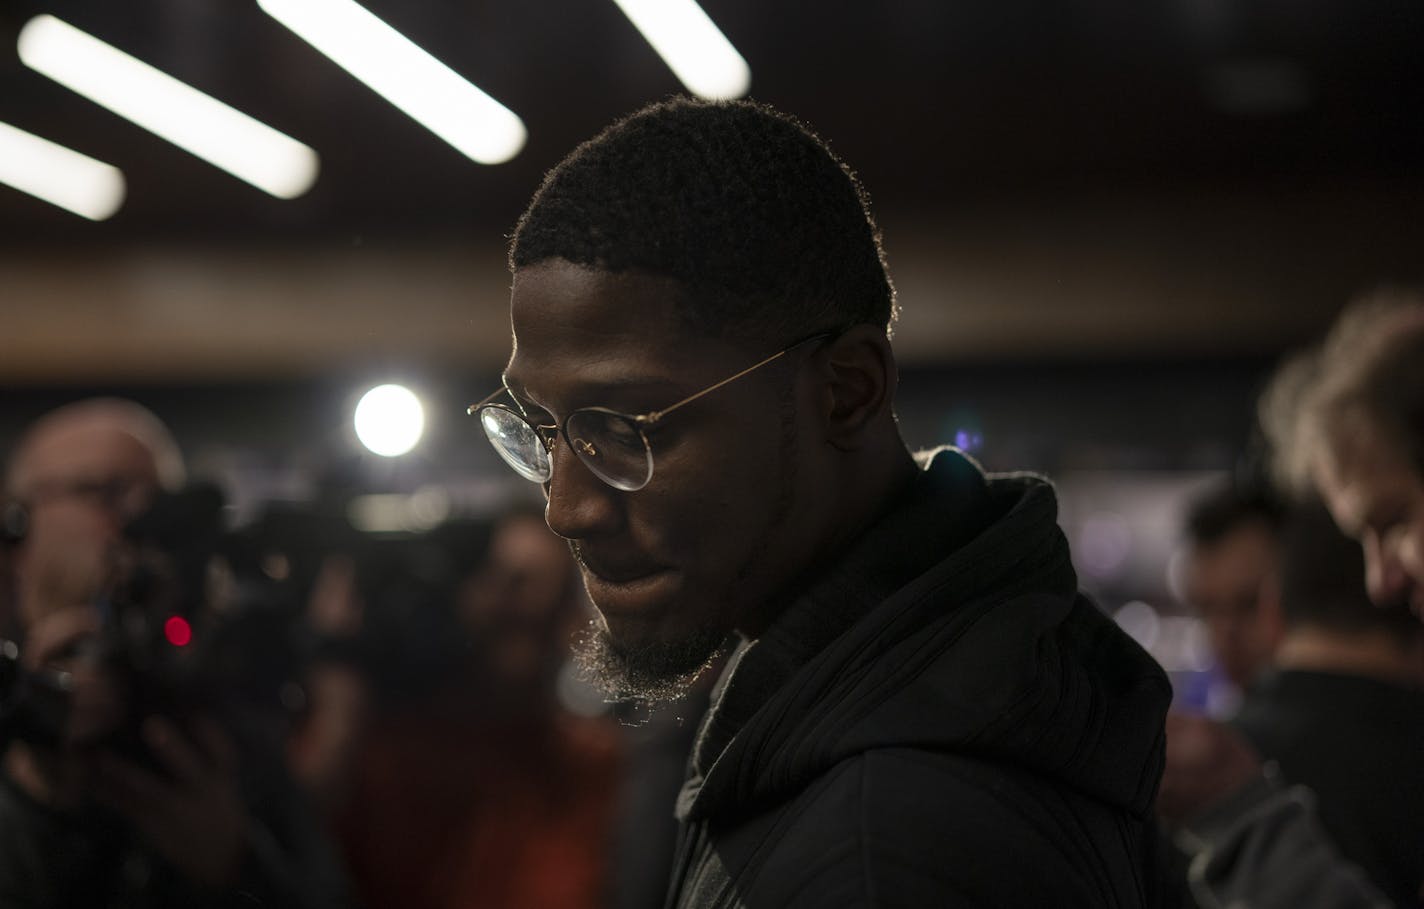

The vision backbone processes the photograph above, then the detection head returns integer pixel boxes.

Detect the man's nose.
[1399,529,1424,593]
[1363,533,1411,607]
[543,438,621,541]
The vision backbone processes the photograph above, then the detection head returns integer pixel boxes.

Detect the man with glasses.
[474,97,1172,907]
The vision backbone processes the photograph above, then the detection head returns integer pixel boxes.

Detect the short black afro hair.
[1184,477,1284,547]
[510,97,896,345]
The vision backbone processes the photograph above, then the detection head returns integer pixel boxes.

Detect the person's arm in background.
[95,713,355,909]
[1159,713,1390,909]
[287,555,371,813]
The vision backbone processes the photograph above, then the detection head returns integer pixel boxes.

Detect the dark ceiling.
[2,0,1422,248]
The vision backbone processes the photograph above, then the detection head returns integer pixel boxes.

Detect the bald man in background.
[4,399,186,792]
[7,398,185,631]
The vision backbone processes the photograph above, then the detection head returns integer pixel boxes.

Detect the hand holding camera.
[95,715,250,888]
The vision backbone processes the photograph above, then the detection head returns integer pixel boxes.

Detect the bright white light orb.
[354,384,424,457]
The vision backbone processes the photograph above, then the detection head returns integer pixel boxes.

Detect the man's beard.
[571,616,727,708]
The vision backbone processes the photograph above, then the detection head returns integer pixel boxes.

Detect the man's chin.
[571,617,727,709]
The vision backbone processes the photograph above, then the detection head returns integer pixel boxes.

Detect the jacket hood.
[676,449,1169,825]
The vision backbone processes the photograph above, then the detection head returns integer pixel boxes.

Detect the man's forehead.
[1193,524,1275,562]
[510,260,690,338]
[505,260,739,396]
[25,426,157,485]
[1187,536,1271,589]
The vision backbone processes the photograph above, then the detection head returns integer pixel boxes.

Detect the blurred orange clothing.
[335,706,623,909]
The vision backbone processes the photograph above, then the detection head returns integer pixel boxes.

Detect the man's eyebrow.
[502,374,688,404]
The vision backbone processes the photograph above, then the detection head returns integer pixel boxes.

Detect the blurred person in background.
[1161,289,1424,908]
[471,96,1172,907]
[0,500,22,643]
[303,506,623,909]
[1267,290,1424,620]
[1229,501,1424,907]
[1180,480,1286,701]
[0,398,349,908]
[6,399,184,632]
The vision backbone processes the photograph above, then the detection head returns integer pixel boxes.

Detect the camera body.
[0,483,275,760]
[1,480,490,755]
[0,639,72,752]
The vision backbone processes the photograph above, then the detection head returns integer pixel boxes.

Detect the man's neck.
[736,444,919,639]
[1274,626,1424,686]
[831,444,920,545]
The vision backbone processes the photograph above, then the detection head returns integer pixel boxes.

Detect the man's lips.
[570,543,666,584]
[572,543,682,621]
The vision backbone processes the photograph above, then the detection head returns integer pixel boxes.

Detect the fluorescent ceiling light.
[0,120,125,220]
[610,0,751,100]
[258,0,526,165]
[17,15,318,199]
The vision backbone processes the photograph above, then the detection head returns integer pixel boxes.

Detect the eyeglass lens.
[479,407,551,483]
[479,406,654,491]
[564,410,653,491]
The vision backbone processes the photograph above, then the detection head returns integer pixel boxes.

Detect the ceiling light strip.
[0,119,125,220]
[17,15,319,199]
[609,0,751,100]
[257,0,526,165]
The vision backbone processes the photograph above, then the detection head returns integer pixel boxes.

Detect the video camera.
[0,482,295,760]
[0,475,495,760]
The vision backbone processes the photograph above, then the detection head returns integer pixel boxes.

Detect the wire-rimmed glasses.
[468,332,833,492]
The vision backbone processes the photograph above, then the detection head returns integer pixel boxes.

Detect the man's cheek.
[1402,531,1424,587]
[35,500,118,547]
[22,511,120,618]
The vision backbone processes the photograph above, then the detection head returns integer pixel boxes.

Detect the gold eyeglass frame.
[467,331,834,491]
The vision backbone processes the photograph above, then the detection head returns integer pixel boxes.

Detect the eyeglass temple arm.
[642,332,832,425]
[466,387,510,415]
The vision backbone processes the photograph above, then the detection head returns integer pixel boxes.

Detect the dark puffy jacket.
[666,449,1172,908]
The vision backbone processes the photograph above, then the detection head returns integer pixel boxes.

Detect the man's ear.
[817,324,897,451]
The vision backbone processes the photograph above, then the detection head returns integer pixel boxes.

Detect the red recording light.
[163,615,193,647]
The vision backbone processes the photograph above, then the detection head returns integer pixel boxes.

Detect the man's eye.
[514,400,551,422]
[606,421,641,443]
